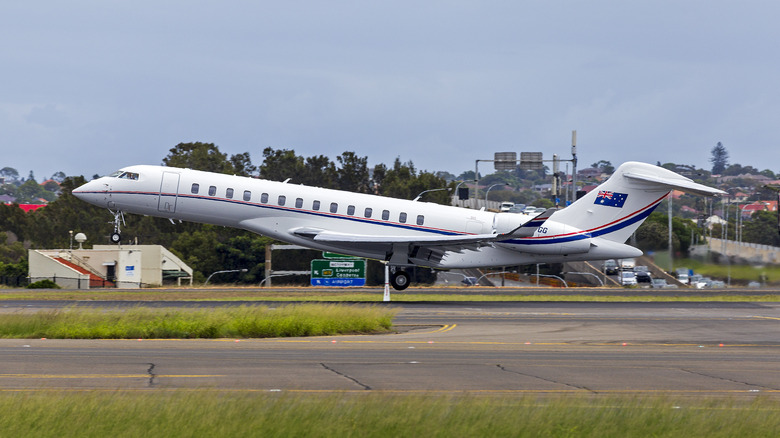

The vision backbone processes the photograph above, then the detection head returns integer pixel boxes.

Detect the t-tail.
[549,161,725,243]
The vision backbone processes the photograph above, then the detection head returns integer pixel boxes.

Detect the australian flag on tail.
[594,190,628,208]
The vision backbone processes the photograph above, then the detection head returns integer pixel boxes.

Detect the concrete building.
[29,245,192,289]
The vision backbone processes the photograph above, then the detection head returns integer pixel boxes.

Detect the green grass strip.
[0,304,395,339]
[2,289,780,302]
[0,392,778,438]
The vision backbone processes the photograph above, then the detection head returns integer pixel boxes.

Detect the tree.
[258,147,305,182]
[228,152,258,177]
[373,158,449,204]
[336,151,370,193]
[590,160,614,174]
[0,167,19,184]
[16,179,47,203]
[162,142,255,176]
[710,142,729,174]
[303,155,338,188]
[50,171,66,183]
[741,211,780,247]
[635,221,671,251]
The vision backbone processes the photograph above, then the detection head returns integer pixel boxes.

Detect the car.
[652,278,679,289]
[499,202,514,212]
[461,276,478,286]
[507,204,526,214]
[695,277,712,289]
[710,280,725,288]
[522,206,537,214]
[634,266,651,283]
[603,259,619,275]
[748,281,761,288]
[620,258,636,270]
[675,268,690,284]
[620,271,637,286]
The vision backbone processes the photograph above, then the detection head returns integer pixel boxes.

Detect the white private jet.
[73,161,724,290]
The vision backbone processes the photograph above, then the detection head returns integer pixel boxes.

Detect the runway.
[1,299,779,397]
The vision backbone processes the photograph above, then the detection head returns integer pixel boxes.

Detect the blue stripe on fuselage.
[90,189,663,246]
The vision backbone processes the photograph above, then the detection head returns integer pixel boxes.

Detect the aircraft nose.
[72,179,104,205]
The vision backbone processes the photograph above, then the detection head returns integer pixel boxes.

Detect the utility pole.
[571,130,578,202]
[668,193,673,273]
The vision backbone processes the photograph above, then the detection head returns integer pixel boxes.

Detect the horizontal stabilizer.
[623,171,726,197]
[499,208,556,239]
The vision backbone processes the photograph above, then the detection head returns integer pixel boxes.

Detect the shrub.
[26,279,61,289]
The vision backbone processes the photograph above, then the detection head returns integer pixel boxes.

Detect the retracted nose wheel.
[390,270,410,291]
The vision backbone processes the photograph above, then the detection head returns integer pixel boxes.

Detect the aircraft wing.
[293,228,498,246]
[292,207,556,253]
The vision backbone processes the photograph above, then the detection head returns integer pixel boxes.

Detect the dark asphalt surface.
[1,294,779,397]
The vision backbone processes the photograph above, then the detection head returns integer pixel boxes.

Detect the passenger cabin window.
[191,183,200,194]
[261,193,269,203]
[208,186,217,196]
[364,207,372,218]
[330,202,338,213]
[313,200,321,211]
[347,205,355,215]
[243,190,251,201]
[278,195,286,206]
[382,210,390,220]
[226,188,234,199]
[417,215,425,225]
[296,198,303,208]
[399,212,407,223]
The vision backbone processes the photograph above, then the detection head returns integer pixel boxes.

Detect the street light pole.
[485,183,503,209]
[413,187,451,202]
[205,268,248,285]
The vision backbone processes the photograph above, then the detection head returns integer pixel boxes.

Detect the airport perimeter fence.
[27,276,143,289]
[1,275,28,287]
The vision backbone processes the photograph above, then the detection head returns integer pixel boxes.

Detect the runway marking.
[0,374,224,379]
[752,316,780,321]
[0,387,778,396]
[2,388,776,396]
[387,324,457,335]
[15,336,777,348]
[259,339,780,348]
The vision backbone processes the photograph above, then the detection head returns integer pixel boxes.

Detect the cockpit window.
[109,170,139,180]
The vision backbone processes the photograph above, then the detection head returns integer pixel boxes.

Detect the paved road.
[1,299,779,397]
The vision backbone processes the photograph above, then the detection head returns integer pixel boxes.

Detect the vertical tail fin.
[551,162,725,243]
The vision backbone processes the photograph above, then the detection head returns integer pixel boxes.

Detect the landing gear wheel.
[108,209,125,245]
[390,271,411,291]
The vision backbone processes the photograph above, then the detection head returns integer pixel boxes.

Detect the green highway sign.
[311,259,366,287]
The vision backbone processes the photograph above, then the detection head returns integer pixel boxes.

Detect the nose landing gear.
[108,209,125,244]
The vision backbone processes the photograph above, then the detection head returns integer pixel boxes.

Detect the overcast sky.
[2,1,780,180]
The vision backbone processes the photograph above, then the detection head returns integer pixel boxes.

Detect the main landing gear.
[390,270,410,291]
[382,264,412,302]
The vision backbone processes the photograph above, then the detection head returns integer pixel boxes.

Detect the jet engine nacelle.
[509,219,592,255]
